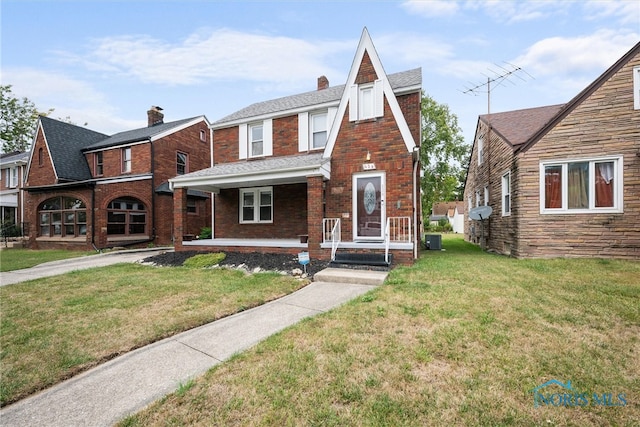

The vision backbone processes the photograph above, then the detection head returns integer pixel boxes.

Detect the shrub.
[183,252,226,268]
[198,227,212,239]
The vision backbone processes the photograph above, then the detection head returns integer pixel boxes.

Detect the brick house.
[1,151,29,236]
[430,201,464,233]
[464,41,639,259]
[170,29,422,265]
[23,108,212,250]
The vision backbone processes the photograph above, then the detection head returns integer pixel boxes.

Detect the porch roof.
[169,152,330,193]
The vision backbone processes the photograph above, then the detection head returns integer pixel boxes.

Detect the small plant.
[198,227,212,239]
[182,252,226,268]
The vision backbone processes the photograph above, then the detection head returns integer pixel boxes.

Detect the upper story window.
[540,156,623,214]
[349,79,383,121]
[177,152,188,175]
[200,129,207,142]
[38,147,44,166]
[250,124,263,157]
[122,147,132,173]
[239,120,272,159]
[5,167,18,188]
[634,66,640,110]
[483,186,489,206]
[311,112,327,149]
[475,190,481,208]
[240,187,272,223]
[477,136,484,165]
[95,152,104,176]
[502,171,511,216]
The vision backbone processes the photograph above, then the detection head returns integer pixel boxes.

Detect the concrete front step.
[314,268,388,286]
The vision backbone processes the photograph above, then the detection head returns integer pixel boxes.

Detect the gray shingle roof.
[39,116,108,181]
[213,68,422,127]
[176,152,327,179]
[83,117,200,150]
[0,151,29,165]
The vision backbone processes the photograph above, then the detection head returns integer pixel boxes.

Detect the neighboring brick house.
[1,151,29,236]
[464,41,639,259]
[23,108,212,250]
[170,29,422,265]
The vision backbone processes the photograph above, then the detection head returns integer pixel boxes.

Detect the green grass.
[0,249,91,272]
[121,235,640,427]
[0,264,307,405]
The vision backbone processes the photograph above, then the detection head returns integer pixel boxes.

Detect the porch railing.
[387,216,412,242]
[323,218,340,243]
[385,218,391,264]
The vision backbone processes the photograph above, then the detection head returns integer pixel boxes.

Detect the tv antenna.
[461,62,533,114]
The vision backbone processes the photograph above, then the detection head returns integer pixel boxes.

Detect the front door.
[353,172,385,241]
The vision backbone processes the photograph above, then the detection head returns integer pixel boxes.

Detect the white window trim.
[539,155,623,214]
[502,171,511,217]
[475,190,481,208]
[122,147,132,173]
[310,111,328,149]
[349,79,383,122]
[239,186,273,224]
[477,136,484,166]
[240,120,273,159]
[8,167,18,188]
[483,186,489,207]
[634,66,640,110]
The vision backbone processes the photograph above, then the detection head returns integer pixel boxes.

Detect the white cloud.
[401,0,460,17]
[57,29,353,86]
[584,0,640,25]
[512,29,639,78]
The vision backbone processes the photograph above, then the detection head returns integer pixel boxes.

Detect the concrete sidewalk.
[0,275,384,426]
[0,247,169,286]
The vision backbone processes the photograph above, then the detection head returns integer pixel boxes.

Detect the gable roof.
[324,28,420,157]
[479,104,565,147]
[38,116,108,181]
[212,68,421,128]
[516,41,640,153]
[83,116,204,151]
[432,201,464,216]
[0,151,29,166]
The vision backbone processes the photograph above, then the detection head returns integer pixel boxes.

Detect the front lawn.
[0,264,306,405]
[122,236,640,426]
[0,249,91,272]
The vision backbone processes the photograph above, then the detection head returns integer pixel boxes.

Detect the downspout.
[91,183,97,251]
[413,149,419,260]
[150,138,156,243]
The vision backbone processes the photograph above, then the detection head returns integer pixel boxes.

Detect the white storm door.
[353,172,386,241]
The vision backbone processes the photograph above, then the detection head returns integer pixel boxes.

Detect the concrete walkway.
[0,247,169,286]
[0,255,387,426]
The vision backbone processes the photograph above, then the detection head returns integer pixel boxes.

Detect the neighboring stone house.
[23,108,212,250]
[170,28,422,265]
[464,41,639,259]
[0,151,29,236]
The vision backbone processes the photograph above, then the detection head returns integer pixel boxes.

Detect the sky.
[2,0,639,149]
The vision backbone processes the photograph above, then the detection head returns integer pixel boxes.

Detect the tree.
[420,92,470,221]
[0,85,52,153]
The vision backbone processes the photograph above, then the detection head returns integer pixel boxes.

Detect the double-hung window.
[502,172,511,216]
[634,66,640,110]
[122,147,132,173]
[250,124,263,157]
[8,167,18,188]
[95,152,104,176]
[477,136,484,165]
[349,80,383,121]
[310,112,328,149]
[177,152,188,175]
[240,187,272,223]
[540,156,622,213]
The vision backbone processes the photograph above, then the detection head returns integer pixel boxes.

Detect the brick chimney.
[317,76,329,91]
[147,106,164,127]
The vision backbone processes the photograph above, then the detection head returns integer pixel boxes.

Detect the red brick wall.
[213,183,307,239]
[273,116,299,157]
[26,130,57,186]
[213,127,239,164]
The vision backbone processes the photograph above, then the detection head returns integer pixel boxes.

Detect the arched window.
[107,197,147,236]
[39,197,86,237]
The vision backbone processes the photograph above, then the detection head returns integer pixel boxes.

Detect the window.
[475,190,481,208]
[349,80,383,121]
[240,187,272,223]
[177,152,188,175]
[38,197,86,237]
[484,186,489,206]
[477,136,484,165]
[249,124,263,157]
[200,129,207,142]
[122,147,132,173]
[310,112,327,149]
[7,168,18,188]
[38,148,44,166]
[107,197,147,235]
[540,157,622,213]
[502,172,511,216]
[634,66,640,110]
[95,152,104,176]
[186,197,197,214]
